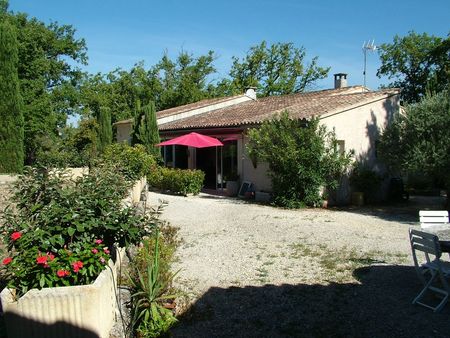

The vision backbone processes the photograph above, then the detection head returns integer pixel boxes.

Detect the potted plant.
[225,171,240,197]
[0,165,155,338]
[349,164,383,205]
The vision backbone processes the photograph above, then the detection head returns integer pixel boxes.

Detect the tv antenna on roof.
[362,40,377,88]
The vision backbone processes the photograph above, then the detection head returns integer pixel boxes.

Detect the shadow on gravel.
[336,195,448,225]
[172,265,450,338]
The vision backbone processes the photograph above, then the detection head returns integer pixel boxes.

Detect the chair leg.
[413,271,449,312]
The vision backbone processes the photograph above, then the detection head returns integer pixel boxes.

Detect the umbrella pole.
[221,146,223,192]
[215,146,218,191]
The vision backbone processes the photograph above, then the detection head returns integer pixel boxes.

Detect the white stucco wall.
[238,135,272,192]
[320,94,399,170]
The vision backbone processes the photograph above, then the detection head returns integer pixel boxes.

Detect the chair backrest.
[419,210,449,229]
[409,228,441,260]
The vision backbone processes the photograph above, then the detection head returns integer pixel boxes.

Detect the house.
[115,74,400,203]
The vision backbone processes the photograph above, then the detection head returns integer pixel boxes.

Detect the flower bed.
[1,254,121,338]
[0,165,158,336]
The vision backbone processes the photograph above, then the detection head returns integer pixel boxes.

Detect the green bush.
[247,112,352,208]
[102,143,157,182]
[349,164,383,202]
[1,165,157,296]
[148,167,205,195]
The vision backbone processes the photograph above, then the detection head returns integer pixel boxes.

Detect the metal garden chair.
[409,228,450,312]
[419,210,449,230]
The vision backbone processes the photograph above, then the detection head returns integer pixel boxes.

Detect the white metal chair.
[409,228,450,312]
[419,210,449,229]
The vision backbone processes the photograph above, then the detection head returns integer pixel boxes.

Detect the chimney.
[245,87,257,100]
[334,73,348,89]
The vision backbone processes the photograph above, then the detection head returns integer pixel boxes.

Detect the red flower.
[91,249,98,254]
[103,247,110,255]
[36,255,48,265]
[95,239,102,244]
[47,253,55,261]
[11,232,22,241]
[57,269,70,278]
[2,257,12,265]
[72,261,84,273]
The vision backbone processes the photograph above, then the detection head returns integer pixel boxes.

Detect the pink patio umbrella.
[156,132,223,148]
[157,132,224,191]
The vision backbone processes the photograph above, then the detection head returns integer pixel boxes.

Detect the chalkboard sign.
[238,181,253,198]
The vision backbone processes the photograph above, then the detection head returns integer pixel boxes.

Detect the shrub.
[129,228,179,337]
[148,167,205,195]
[102,143,157,182]
[247,112,352,208]
[349,164,383,202]
[1,165,157,297]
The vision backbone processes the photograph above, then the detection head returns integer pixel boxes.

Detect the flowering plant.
[2,237,110,294]
[1,165,156,298]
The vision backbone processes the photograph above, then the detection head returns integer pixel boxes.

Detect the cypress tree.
[97,106,112,153]
[131,99,143,146]
[0,17,24,173]
[139,101,160,158]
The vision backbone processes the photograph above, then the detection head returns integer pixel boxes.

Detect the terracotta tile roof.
[113,95,243,125]
[157,95,243,119]
[158,87,399,131]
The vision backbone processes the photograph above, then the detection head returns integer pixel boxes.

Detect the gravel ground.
[147,192,450,338]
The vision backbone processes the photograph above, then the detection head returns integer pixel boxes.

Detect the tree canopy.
[222,41,330,97]
[6,9,87,163]
[0,16,24,173]
[378,89,450,192]
[377,31,450,103]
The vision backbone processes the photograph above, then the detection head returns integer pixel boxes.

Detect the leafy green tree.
[225,41,329,97]
[377,31,450,103]
[80,51,217,123]
[0,17,24,173]
[138,102,160,158]
[0,0,8,13]
[247,112,352,207]
[97,106,112,153]
[6,10,87,163]
[378,90,450,196]
[154,51,217,109]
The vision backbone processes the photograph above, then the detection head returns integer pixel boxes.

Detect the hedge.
[148,167,205,196]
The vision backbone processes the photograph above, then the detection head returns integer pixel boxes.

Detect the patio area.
[146,191,450,337]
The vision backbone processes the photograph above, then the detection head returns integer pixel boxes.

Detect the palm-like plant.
[129,233,178,337]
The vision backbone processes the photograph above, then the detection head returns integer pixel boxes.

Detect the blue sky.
[9,0,450,90]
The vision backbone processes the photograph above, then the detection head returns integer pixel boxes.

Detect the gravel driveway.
[146,192,449,337]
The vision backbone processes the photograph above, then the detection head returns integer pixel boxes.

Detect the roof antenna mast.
[362,40,377,89]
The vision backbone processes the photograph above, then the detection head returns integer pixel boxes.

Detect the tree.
[138,102,160,158]
[152,50,217,110]
[225,41,329,97]
[0,17,24,173]
[377,31,450,103]
[80,51,218,123]
[0,0,8,13]
[378,90,450,196]
[247,112,352,207]
[132,102,160,158]
[6,10,87,164]
[97,106,112,153]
